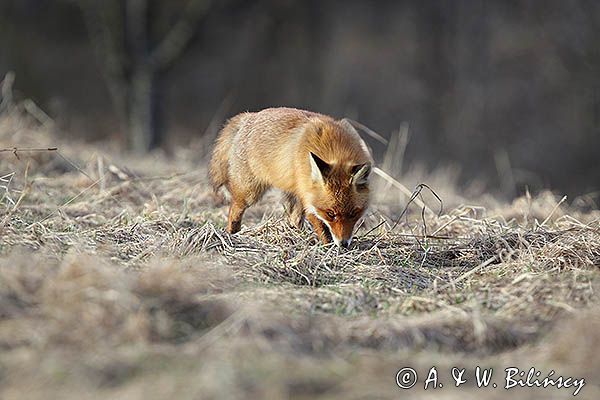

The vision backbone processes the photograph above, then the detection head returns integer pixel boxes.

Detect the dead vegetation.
[1,101,599,399]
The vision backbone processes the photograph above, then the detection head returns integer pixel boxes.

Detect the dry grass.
[1,104,599,399]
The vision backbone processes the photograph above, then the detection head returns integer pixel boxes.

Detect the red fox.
[209,107,373,247]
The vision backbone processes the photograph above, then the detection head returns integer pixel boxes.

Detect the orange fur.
[209,107,373,247]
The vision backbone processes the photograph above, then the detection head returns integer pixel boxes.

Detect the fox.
[209,107,373,248]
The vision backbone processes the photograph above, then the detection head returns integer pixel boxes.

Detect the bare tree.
[77,0,213,152]
[0,72,16,114]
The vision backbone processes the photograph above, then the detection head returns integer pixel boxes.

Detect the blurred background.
[1,0,599,198]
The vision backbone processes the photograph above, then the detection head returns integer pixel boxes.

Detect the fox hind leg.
[211,187,226,207]
[283,193,305,229]
[226,178,268,234]
[227,198,247,233]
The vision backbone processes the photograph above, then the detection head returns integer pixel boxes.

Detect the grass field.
[1,105,599,399]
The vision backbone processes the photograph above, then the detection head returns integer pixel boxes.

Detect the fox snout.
[327,219,356,248]
[340,238,352,248]
[328,233,353,248]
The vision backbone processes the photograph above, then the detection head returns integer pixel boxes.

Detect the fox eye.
[325,210,336,220]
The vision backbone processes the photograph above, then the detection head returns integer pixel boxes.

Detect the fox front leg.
[306,213,332,244]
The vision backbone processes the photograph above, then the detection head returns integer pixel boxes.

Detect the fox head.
[307,151,371,248]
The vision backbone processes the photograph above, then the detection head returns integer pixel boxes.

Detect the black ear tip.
[310,152,331,176]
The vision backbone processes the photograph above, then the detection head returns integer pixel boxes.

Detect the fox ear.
[351,163,371,186]
[309,152,331,183]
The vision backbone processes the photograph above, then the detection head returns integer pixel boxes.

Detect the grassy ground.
[1,105,599,399]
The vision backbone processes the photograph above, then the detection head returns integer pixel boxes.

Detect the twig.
[373,167,430,213]
[0,172,16,206]
[342,118,388,145]
[97,155,106,192]
[0,147,58,154]
[389,183,443,231]
[56,151,94,181]
[23,99,55,128]
[431,215,459,236]
[381,122,410,182]
[0,71,15,112]
[0,162,30,232]
[538,195,567,229]
[363,183,442,238]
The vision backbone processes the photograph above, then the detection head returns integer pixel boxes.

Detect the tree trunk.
[128,66,158,152]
